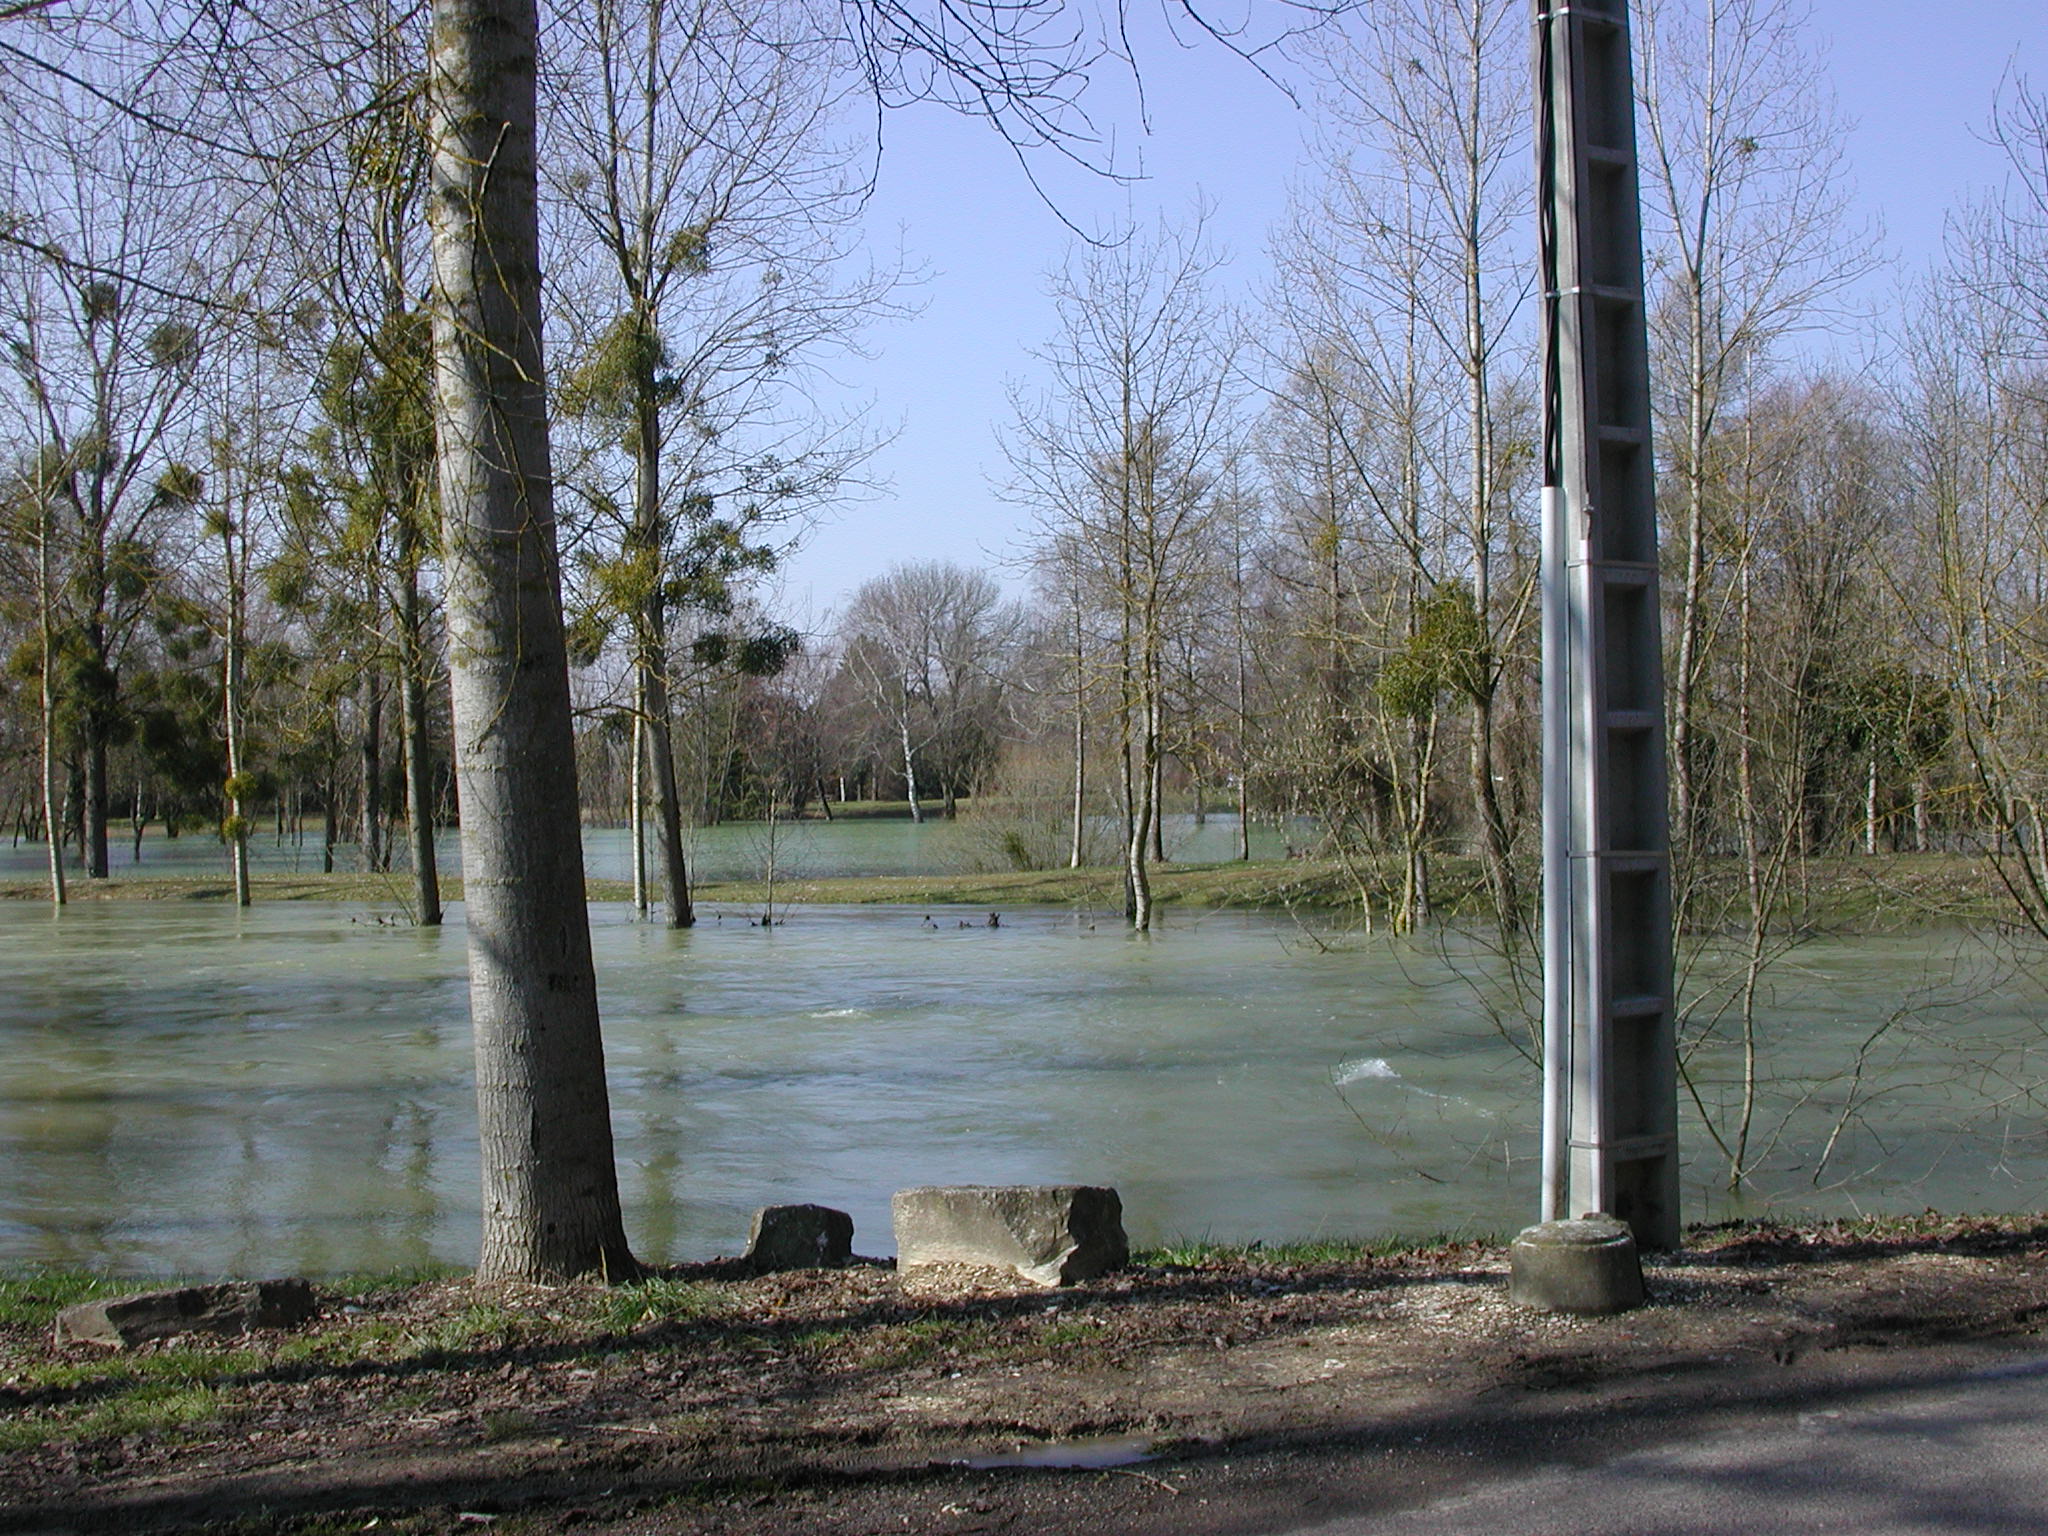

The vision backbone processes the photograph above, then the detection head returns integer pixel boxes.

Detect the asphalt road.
[1285,1355,2048,1536]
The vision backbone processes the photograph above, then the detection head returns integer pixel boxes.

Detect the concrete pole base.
[1509,1214,1645,1315]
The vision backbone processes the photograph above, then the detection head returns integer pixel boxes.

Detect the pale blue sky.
[775,0,2043,626]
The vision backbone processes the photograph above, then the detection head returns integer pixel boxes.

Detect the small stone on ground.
[745,1203,855,1271]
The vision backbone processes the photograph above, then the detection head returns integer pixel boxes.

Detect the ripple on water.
[1333,1056,1400,1086]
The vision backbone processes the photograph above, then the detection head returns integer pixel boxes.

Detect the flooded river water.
[4,874,2043,1276]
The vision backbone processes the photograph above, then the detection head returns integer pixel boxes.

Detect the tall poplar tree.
[426,0,635,1282]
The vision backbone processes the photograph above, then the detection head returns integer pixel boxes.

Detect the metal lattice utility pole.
[1534,0,1679,1249]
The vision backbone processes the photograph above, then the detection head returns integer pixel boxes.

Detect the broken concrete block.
[54,1279,318,1348]
[745,1203,854,1271]
[891,1185,1128,1287]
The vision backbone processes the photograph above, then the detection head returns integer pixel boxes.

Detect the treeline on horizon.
[2,0,2046,943]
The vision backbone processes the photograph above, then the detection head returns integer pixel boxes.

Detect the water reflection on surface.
[2,897,2042,1276]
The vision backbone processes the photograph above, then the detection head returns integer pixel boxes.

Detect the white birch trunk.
[899,711,923,822]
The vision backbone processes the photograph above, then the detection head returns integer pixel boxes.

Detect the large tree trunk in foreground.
[428,0,634,1283]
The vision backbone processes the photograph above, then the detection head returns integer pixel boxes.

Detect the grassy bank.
[0,872,635,905]
[3,1209,2041,1460]
[0,849,2020,930]
[0,854,1386,910]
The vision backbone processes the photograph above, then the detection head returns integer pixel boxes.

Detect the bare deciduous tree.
[548,0,897,927]
[1634,0,1871,857]
[1007,212,1239,929]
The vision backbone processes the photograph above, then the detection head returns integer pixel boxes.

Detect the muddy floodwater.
[4,859,2046,1276]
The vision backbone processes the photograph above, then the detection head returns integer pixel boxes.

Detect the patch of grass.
[0,1340,267,1451]
[787,1316,1009,1373]
[790,799,922,820]
[324,1263,466,1298]
[787,1324,855,1356]
[1686,1208,2048,1252]
[380,1382,443,1413]
[10,1344,264,1395]
[597,1276,734,1333]
[404,1299,524,1359]
[1036,1318,1100,1350]
[0,1379,226,1451]
[0,849,2020,928]
[866,1317,996,1371]
[481,1407,547,1442]
[0,1271,142,1332]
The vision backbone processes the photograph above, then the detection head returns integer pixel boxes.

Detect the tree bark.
[36,501,64,907]
[645,654,693,926]
[428,0,635,1283]
[83,720,109,880]
[359,672,385,873]
[899,712,923,822]
[1069,575,1087,868]
[630,373,693,928]
[629,707,648,914]
[221,518,251,909]
[1128,633,1160,931]
[399,569,443,926]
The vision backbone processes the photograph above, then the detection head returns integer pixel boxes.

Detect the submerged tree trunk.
[399,570,443,926]
[66,759,83,871]
[1233,573,1250,862]
[1399,715,1436,931]
[1070,709,1087,868]
[83,723,109,880]
[1127,641,1161,931]
[1470,695,1518,932]
[644,655,693,927]
[1117,657,1138,922]
[629,708,648,915]
[221,516,251,910]
[1068,578,1087,869]
[36,504,64,908]
[629,403,692,929]
[360,673,385,873]
[1149,734,1165,864]
[428,0,634,1283]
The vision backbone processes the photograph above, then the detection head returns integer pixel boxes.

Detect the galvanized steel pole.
[1533,0,1680,1249]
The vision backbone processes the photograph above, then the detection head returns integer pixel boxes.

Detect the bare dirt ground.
[9,1216,2048,1536]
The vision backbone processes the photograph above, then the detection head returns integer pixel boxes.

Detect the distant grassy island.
[0,842,2018,933]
